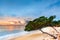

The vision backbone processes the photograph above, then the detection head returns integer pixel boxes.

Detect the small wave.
[0,31,28,40]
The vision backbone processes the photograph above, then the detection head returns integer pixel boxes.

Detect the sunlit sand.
[10,30,55,40]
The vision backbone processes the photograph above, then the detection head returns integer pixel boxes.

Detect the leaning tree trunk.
[51,27,59,33]
[39,29,57,39]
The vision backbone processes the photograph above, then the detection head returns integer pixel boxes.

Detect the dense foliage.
[24,15,60,39]
[25,15,60,31]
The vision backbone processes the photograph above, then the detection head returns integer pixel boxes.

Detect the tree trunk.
[39,29,57,39]
[51,27,59,33]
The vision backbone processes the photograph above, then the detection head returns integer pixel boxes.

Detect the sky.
[0,0,60,20]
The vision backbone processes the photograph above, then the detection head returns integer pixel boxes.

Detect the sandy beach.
[10,31,55,40]
[0,27,60,40]
[9,27,60,40]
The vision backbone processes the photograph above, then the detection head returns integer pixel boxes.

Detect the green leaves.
[48,15,56,23]
[25,21,34,31]
[24,15,60,31]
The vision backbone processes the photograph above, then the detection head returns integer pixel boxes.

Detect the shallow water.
[0,31,28,40]
[0,26,25,36]
[0,30,23,36]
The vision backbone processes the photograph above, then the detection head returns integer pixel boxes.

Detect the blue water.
[0,30,23,36]
[0,26,25,36]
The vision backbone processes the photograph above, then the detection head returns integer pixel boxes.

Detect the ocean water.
[0,30,23,36]
[0,26,25,36]
[0,31,28,40]
[0,26,28,40]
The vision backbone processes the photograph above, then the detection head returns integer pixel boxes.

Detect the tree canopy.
[24,15,60,39]
[25,15,60,31]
